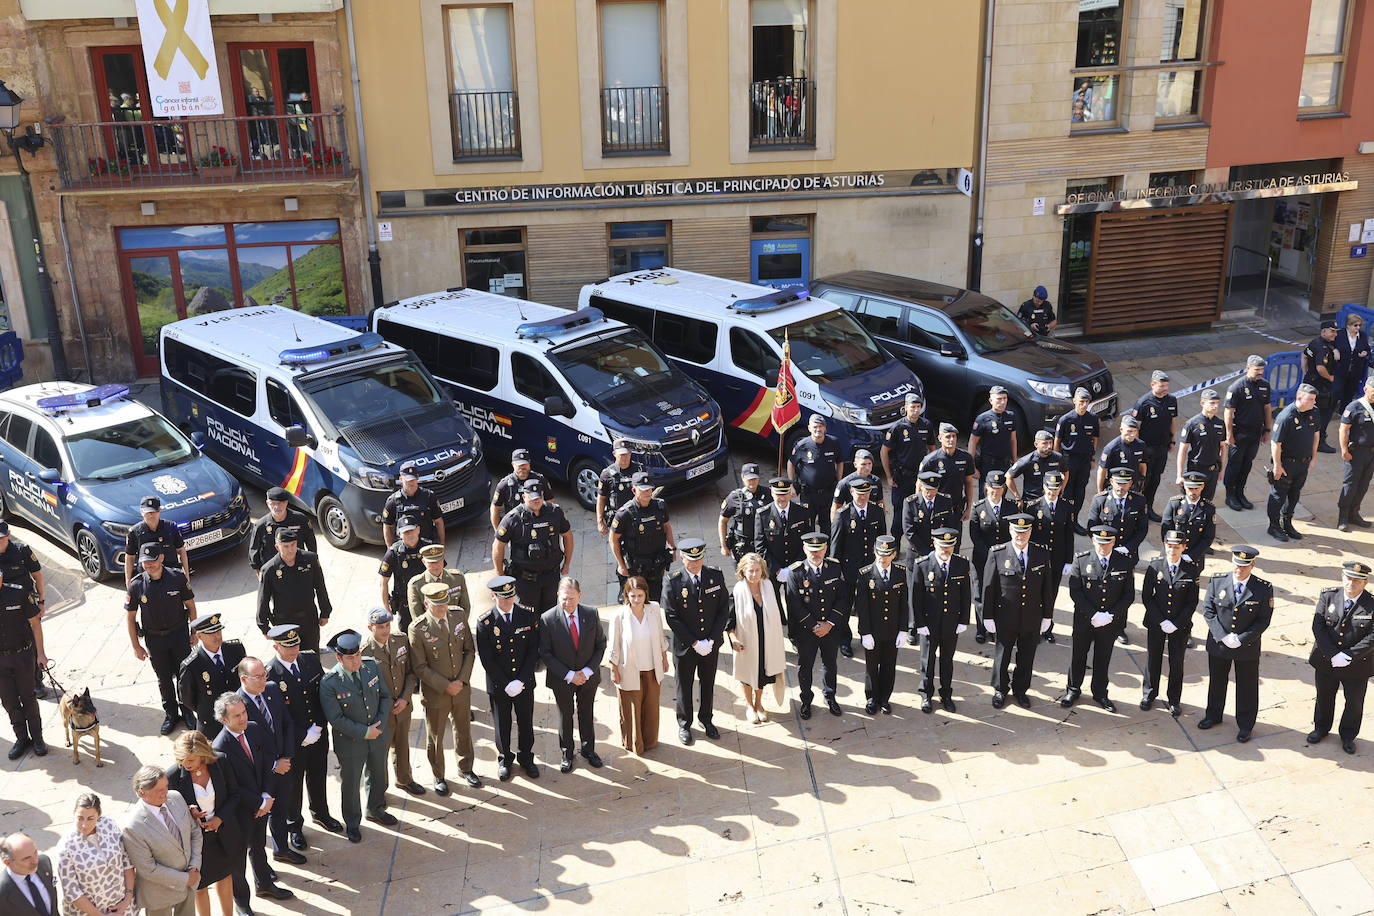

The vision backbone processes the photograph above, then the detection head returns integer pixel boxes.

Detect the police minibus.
[371,288,729,510]
[159,306,491,548]
[578,268,924,457]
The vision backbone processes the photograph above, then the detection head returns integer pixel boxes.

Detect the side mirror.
[38,467,62,486]
[190,431,206,450]
[940,342,966,359]
[285,425,310,448]
[544,395,573,418]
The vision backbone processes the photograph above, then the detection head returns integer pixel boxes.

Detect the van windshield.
[298,357,445,431]
[768,310,887,382]
[951,303,1035,354]
[549,329,687,410]
[67,414,196,480]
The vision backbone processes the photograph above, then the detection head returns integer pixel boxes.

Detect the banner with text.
[135,0,224,116]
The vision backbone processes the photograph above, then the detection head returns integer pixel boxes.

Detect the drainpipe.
[344,0,384,310]
[969,0,995,292]
[57,194,93,380]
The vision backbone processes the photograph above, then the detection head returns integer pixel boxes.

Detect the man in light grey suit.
[0,832,57,916]
[121,764,202,916]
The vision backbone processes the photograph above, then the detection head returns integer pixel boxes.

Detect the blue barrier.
[1265,350,1303,407]
[321,314,370,332]
[0,330,24,390]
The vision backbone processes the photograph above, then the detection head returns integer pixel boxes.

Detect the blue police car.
[0,382,249,580]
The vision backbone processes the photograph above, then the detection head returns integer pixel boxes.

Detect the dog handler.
[0,563,47,760]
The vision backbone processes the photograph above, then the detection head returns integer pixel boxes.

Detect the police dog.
[59,687,102,766]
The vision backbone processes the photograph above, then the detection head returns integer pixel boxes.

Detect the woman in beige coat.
[608,576,670,754]
[728,553,787,722]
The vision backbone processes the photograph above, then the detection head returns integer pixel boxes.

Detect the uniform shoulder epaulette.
[892,562,909,574]
[788,560,805,570]
[1074,549,1092,559]
[223,638,244,647]
[823,557,841,566]
[858,563,874,575]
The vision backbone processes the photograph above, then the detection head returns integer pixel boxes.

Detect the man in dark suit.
[0,832,56,916]
[662,538,730,745]
[177,613,244,739]
[1198,545,1274,742]
[910,528,970,713]
[237,656,300,869]
[853,536,909,715]
[1332,312,1371,412]
[1140,532,1201,716]
[539,578,607,771]
[1061,526,1135,711]
[1308,560,1374,754]
[1031,471,1074,644]
[982,515,1054,708]
[828,479,886,658]
[476,576,541,781]
[969,470,1013,644]
[211,692,291,906]
[754,478,808,584]
[265,625,341,846]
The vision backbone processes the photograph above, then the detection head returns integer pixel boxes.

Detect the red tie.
[570,612,580,651]
[238,732,252,763]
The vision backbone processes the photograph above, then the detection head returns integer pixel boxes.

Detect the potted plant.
[195,146,240,181]
[302,145,342,171]
[87,156,132,184]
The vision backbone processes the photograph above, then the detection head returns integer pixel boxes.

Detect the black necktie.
[1170,564,1178,579]
[212,652,224,673]
[25,874,50,916]
[290,663,299,678]
[691,575,700,593]
[940,562,948,581]
[1347,599,1354,612]
[1101,556,1108,572]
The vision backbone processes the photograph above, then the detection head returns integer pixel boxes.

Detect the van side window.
[2,414,32,452]
[208,368,257,417]
[440,337,500,392]
[511,353,568,405]
[266,378,307,430]
[375,317,439,371]
[164,337,257,417]
[589,295,654,337]
[729,328,781,380]
[31,428,62,472]
[654,314,717,365]
[855,298,905,341]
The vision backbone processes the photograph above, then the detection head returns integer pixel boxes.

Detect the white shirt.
[192,778,216,819]
[629,610,656,671]
[5,865,52,913]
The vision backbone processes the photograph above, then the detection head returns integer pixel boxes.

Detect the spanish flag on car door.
[771,330,801,435]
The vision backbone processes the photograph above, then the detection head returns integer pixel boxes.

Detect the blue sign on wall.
[750,237,811,289]
[1353,245,1368,259]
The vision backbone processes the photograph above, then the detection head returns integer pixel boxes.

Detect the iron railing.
[50,110,352,190]
[1227,244,1274,318]
[450,90,521,159]
[750,77,815,148]
[600,86,668,154]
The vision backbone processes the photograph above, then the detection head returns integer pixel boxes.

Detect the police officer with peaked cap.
[1198,545,1274,742]
[719,462,769,561]
[1088,467,1148,563]
[1223,354,1273,510]
[474,575,541,781]
[754,477,808,582]
[1161,471,1216,561]
[969,469,1013,644]
[853,535,909,715]
[909,527,970,713]
[249,487,316,576]
[266,623,343,841]
[1141,531,1201,715]
[125,542,197,735]
[493,478,573,612]
[1030,470,1075,644]
[662,538,730,743]
[177,612,244,739]
[784,532,847,719]
[256,526,332,651]
[902,469,956,558]
[828,478,886,658]
[1308,560,1374,754]
[982,514,1053,708]
[1061,525,1134,711]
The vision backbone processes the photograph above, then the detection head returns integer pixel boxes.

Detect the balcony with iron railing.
[49,110,352,190]
[750,76,815,149]
[600,86,668,155]
[450,90,521,159]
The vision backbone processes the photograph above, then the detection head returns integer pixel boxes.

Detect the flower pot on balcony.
[196,164,240,181]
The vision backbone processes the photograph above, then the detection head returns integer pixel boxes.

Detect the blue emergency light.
[36,384,130,412]
[279,332,385,365]
[515,307,604,340]
[730,286,809,314]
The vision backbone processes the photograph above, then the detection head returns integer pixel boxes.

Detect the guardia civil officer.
[1018,285,1057,335]
[1161,472,1215,561]
[1267,383,1320,543]
[177,612,244,739]
[1140,531,1199,716]
[597,440,641,535]
[377,515,431,634]
[475,576,541,780]
[381,461,444,547]
[902,471,956,558]
[968,387,1020,497]
[662,538,730,743]
[831,449,885,519]
[828,479,886,657]
[969,470,1013,644]
[1054,387,1101,534]
[0,565,46,759]
[248,487,316,576]
[719,463,769,561]
[909,528,969,712]
[1175,389,1227,503]
[783,532,847,718]
[982,515,1053,708]
[1007,430,1067,507]
[1030,471,1075,644]
[489,449,549,532]
[1198,545,1273,742]
[610,472,675,601]
[1096,415,1148,493]
[788,415,842,535]
[1061,526,1134,711]
[361,608,425,796]
[124,495,188,586]
[319,630,391,844]
[1222,355,1273,510]
[1337,376,1374,531]
[256,527,332,651]
[0,523,46,700]
[1088,468,1148,563]
[266,624,343,840]
[1308,560,1374,754]
[125,543,197,735]
[754,477,808,583]
[409,582,480,793]
[853,536,908,714]
[919,423,976,522]
[407,543,471,628]
[882,392,935,540]
[1302,318,1342,453]
[493,479,573,612]
[1131,370,1179,521]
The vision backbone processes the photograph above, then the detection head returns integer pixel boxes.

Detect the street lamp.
[0,78,69,380]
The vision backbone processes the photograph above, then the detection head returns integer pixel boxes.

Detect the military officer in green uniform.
[407,543,471,629]
[319,630,393,844]
[362,607,424,796]
[1308,560,1374,754]
[408,582,480,794]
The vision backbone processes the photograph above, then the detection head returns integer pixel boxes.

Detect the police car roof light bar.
[36,383,131,412]
[279,331,385,365]
[730,286,809,314]
[515,307,605,340]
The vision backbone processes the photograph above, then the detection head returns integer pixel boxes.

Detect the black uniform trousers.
[1317,388,1337,441]
[512,569,559,615]
[991,629,1039,696]
[1141,444,1169,509]
[1313,668,1367,740]
[1143,627,1189,706]
[1067,619,1117,699]
[550,679,597,755]
[1339,447,1374,520]
[0,646,41,741]
[798,486,831,536]
[1223,433,1262,498]
[1205,654,1259,731]
[1043,565,1066,639]
[146,627,193,718]
[971,553,991,638]
[674,646,720,728]
[1065,455,1092,521]
[488,687,535,767]
[890,474,916,539]
[1267,459,1309,522]
[918,634,956,699]
[863,639,899,705]
[285,733,331,828]
[796,630,840,703]
[618,561,664,608]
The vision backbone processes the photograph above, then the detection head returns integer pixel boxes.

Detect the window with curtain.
[750,0,813,146]
[751,0,809,79]
[1300,0,1351,110]
[1155,0,1207,120]
[600,1,666,152]
[445,5,520,157]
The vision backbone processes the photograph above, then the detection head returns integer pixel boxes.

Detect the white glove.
[1062,563,1072,576]
[1039,618,1051,634]
[693,639,712,656]
[505,679,524,697]
[955,624,967,634]
[1115,546,1128,555]
[1159,620,1178,634]
[301,724,322,746]
[1090,611,1113,628]
[1222,633,1242,649]
[1331,651,1353,667]
[895,632,910,648]
[861,634,876,650]
[985,619,997,635]
[1182,554,1193,564]
[777,567,790,583]
[917,626,931,637]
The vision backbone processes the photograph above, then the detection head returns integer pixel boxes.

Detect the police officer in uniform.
[124,495,188,586]
[125,543,197,735]
[1223,355,1273,510]
[0,523,46,700]
[1141,531,1200,716]
[788,415,843,535]
[490,449,550,531]
[1054,387,1101,534]
[409,582,480,793]
[266,624,343,840]
[1031,471,1075,644]
[1061,525,1134,711]
[597,440,642,535]
[493,479,573,612]
[319,630,392,844]
[1267,383,1320,542]
[1131,370,1179,521]
[407,543,472,631]
[754,477,808,582]
[382,462,445,547]
[969,387,1020,498]
[256,527,332,651]
[983,515,1054,708]
[1161,472,1215,561]
[883,393,935,540]
[910,528,970,713]
[1088,468,1148,563]
[1096,415,1147,493]
[829,480,886,657]
[1308,560,1374,754]
[854,536,909,714]
[177,612,244,739]
[248,487,316,576]
[0,565,45,759]
[662,538,730,743]
[610,472,675,601]
[1018,285,1057,336]
[1303,318,1342,452]
[362,607,425,796]
[377,515,431,634]
[919,423,976,522]
[475,576,541,780]
[831,449,885,519]
[719,463,769,561]
[969,470,1013,644]
[1007,430,1067,507]
[902,471,956,558]
[1199,545,1273,742]
[1337,376,1374,531]
[784,532,847,718]
[1176,389,1226,503]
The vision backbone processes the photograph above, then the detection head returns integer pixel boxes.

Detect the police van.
[578,268,923,457]
[159,306,491,549]
[371,288,729,510]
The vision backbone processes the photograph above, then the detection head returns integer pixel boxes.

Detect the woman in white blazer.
[728,553,787,722]
[608,576,670,755]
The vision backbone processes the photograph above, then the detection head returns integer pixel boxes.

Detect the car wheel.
[316,494,359,550]
[76,528,111,581]
[570,459,601,512]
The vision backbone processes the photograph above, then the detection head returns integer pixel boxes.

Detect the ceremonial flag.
[771,330,800,435]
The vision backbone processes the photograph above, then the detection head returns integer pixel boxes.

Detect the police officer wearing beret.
[381,462,445,548]
[1131,370,1179,521]
[493,479,573,612]
[1061,526,1134,711]
[754,478,808,581]
[1223,355,1273,511]
[882,393,935,541]
[1337,376,1374,531]
[377,515,432,634]
[126,543,197,735]
[256,527,332,651]
[969,470,1014,644]
[982,515,1054,708]
[789,415,843,536]
[919,423,976,522]
[1199,546,1274,741]
[407,543,471,630]
[831,449,886,520]
[829,479,886,658]
[362,608,425,796]
[1267,383,1320,542]
[1303,318,1342,453]
[662,539,730,743]
[475,576,541,780]
[1308,561,1374,754]
[597,440,642,536]
[719,463,770,562]
[902,470,956,559]
[1141,531,1200,716]
[610,472,675,602]
[319,630,392,843]
[266,624,342,840]
[784,532,848,718]
[489,450,550,532]
[1161,472,1216,561]
[969,387,1020,498]
[124,495,189,587]
[248,487,316,576]
[854,536,909,715]
[1018,285,1057,336]
[0,523,46,701]
[1096,415,1148,494]
[910,528,969,713]
[1031,471,1075,644]
[0,564,46,759]
[409,582,480,793]
[1007,430,1067,507]
[1176,389,1227,504]
[177,613,244,739]
[1054,387,1101,534]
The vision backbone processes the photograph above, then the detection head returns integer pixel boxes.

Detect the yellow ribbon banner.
[152,0,210,80]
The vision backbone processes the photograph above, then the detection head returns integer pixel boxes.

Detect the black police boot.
[1282,516,1303,540]
[1238,492,1255,510]
[1225,491,1244,511]
[1267,520,1289,542]
[1319,439,1338,454]
[839,642,854,659]
[1354,515,1374,528]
